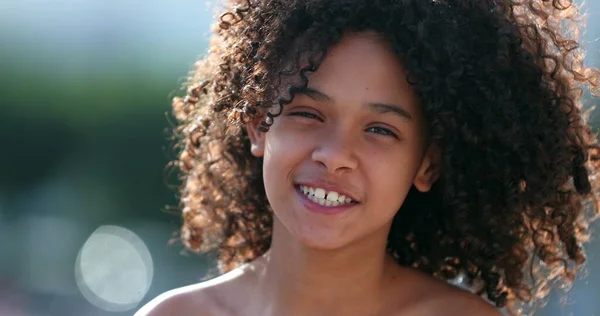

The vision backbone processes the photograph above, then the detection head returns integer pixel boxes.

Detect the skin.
[136,32,503,316]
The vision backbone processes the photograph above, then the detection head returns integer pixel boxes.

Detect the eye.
[288,111,323,122]
[366,126,398,138]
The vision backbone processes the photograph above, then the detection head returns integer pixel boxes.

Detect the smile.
[298,185,356,207]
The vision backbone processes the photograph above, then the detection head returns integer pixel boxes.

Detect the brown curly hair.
[168,0,600,314]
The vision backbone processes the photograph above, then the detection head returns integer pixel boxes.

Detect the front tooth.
[314,188,326,199]
[325,200,332,206]
[309,187,315,195]
[332,201,340,206]
[317,198,326,206]
[326,191,339,202]
[337,195,346,203]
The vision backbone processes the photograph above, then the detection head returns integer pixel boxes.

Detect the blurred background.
[0,0,599,315]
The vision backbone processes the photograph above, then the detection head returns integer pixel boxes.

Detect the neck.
[254,218,399,316]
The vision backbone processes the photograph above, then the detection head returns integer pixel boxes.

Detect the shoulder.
[391,269,503,316]
[420,290,504,316]
[134,267,250,316]
[404,284,503,316]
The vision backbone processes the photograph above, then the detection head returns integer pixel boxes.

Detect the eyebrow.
[299,87,412,121]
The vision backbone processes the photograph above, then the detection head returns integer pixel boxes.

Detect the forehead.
[304,32,419,112]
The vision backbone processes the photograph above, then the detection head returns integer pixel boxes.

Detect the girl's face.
[249,32,440,250]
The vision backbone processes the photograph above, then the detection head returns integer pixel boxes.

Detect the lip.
[294,185,359,215]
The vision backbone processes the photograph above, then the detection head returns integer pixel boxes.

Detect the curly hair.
[168,0,600,314]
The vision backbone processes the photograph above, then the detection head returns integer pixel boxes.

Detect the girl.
[138,0,600,315]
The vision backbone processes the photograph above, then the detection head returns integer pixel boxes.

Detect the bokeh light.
[75,225,154,312]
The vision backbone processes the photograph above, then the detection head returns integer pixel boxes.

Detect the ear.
[246,119,266,158]
[413,144,441,192]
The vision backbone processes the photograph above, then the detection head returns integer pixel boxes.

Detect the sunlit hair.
[167,0,600,314]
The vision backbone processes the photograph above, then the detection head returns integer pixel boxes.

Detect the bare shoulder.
[419,289,503,316]
[134,267,250,316]
[391,269,503,316]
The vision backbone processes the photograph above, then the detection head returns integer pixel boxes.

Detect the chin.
[295,231,352,251]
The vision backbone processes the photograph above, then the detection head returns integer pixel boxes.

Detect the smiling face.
[248,32,440,250]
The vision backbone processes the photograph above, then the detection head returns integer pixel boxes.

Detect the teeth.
[314,188,326,199]
[326,191,338,202]
[298,185,355,207]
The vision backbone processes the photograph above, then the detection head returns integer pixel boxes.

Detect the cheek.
[262,129,311,193]
[364,145,422,209]
[263,120,317,164]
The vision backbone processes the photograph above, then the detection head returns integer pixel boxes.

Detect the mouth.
[294,184,359,207]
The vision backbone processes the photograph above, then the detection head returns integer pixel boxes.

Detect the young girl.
[137,0,600,315]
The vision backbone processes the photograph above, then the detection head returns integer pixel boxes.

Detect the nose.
[311,128,359,174]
